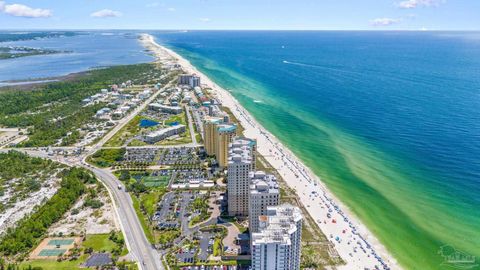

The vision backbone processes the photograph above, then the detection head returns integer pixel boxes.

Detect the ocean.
[1,30,479,269]
[151,31,480,270]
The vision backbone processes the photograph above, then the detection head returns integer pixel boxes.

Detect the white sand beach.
[139,33,401,270]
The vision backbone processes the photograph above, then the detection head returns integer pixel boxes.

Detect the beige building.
[203,117,223,156]
[215,124,237,168]
[203,117,237,168]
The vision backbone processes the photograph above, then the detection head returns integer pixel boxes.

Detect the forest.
[0,166,96,258]
[0,63,160,147]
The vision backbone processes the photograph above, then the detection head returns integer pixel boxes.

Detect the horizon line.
[1,28,479,32]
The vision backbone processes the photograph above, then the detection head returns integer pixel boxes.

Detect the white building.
[119,105,130,112]
[251,204,303,270]
[82,98,92,105]
[90,93,103,100]
[149,103,183,114]
[112,110,124,119]
[138,89,152,99]
[249,171,280,233]
[227,137,255,216]
[144,125,186,143]
[95,108,111,118]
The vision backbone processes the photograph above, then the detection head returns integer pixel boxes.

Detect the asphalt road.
[0,80,205,270]
[83,164,164,270]
[2,149,165,270]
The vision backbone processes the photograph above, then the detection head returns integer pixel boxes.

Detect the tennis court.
[48,239,74,246]
[30,237,81,259]
[143,176,169,187]
[38,249,66,257]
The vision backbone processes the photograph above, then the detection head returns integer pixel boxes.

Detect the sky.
[0,0,479,30]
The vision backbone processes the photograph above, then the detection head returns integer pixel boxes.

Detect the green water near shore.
[158,31,480,270]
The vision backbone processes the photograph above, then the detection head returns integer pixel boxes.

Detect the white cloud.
[167,7,176,12]
[397,0,444,9]
[91,9,122,18]
[370,17,401,26]
[146,2,160,8]
[0,2,52,18]
[199,17,211,22]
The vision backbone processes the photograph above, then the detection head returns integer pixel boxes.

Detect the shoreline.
[139,33,401,270]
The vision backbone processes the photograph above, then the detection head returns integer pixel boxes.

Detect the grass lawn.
[155,112,192,146]
[20,255,89,270]
[105,116,142,147]
[128,139,148,147]
[20,233,129,269]
[83,234,117,253]
[140,189,167,216]
[87,148,125,168]
[165,112,187,126]
[131,194,156,244]
[20,256,138,270]
[213,238,222,256]
[220,216,248,233]
[157,229,181,246]
[132,189,179,246]
[195,133,202,143]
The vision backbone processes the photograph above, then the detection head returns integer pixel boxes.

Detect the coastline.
[139,33,401,270]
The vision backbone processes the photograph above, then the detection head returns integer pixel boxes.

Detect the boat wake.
[283,60,320,68]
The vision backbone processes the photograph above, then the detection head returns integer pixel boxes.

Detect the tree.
[119,170,131,182]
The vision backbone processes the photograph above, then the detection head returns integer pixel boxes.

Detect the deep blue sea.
[151,31,480,270]
[1,30,479,269]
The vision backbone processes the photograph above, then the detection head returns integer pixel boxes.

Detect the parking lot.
[157,147,200,166]
[153,192,180,230]
[124,147,202,166]
[172,168,208,184]
[124,148,160,163]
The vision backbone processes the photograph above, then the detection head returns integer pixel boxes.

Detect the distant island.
[0,46,68,60]
[0,31,78,43]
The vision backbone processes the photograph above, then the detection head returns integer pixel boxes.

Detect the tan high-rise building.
[215,124,237,168]
[203,117,223,156]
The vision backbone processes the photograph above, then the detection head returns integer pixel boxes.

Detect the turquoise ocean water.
[151,31,480,270]
[1,30,479,270]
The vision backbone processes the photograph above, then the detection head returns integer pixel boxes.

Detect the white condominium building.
[227,137,256,216]
[249,171,280,234]
[144,124,186,144]
[251,204,303,270]
[149,103,183,114]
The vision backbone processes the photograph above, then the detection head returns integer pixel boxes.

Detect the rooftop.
[250,171,279,194]
[252,204,303,246]
[145,124,186,138]
[217,123,237,133]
